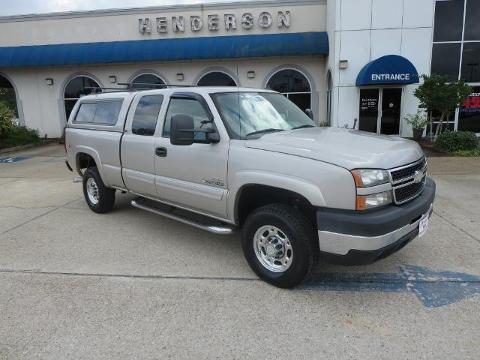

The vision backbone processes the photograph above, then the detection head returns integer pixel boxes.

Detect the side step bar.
[131,199,235,235]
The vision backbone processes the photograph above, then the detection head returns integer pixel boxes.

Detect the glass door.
[380,88,402,135]
[359,88,402,135]
[359,89,379,133]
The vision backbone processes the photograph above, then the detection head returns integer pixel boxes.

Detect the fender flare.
[228,170,326,223]
[74,146,108,185]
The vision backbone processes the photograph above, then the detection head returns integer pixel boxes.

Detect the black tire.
[241,204,316,288]
[82,167,116,214]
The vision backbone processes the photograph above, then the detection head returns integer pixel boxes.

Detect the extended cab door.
[121,94,163,197]
[154,93,229,218]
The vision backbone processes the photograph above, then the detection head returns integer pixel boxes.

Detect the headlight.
[351,169,390,188]
[356,191,393,210]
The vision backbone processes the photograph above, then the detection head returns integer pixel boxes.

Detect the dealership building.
[0,0,479,138]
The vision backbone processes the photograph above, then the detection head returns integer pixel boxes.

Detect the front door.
[381,88,402,135]
[359,88,402,135]
[154,93,229,218]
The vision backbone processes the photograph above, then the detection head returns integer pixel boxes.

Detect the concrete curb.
[0,141,60,155]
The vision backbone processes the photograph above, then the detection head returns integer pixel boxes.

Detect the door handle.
[155,147,167,157]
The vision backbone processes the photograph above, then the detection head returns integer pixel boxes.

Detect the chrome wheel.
[86,177,99,205]
[253,225,293,273]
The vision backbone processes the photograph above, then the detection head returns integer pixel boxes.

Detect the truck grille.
[389,158,427,205]
[390,158,427,183]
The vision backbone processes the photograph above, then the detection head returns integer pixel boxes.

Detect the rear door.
[154,92,229,218]
[121,94,163,197]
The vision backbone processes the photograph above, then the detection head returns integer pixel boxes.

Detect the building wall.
[0,0,441,138]
[328,0,435,136]
[0,1,326,46]
[4,56,326,138]
[0,0,328,138]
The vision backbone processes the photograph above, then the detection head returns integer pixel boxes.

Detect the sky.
[0,0,256,16]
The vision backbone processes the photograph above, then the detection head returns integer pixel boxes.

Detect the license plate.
[418,213,429,237]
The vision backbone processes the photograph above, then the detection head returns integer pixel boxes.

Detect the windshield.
[211,92,315,139]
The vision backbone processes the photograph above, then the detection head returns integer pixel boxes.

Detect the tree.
[414,74,472,138]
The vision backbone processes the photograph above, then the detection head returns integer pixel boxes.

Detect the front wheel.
[82,167,116,214]
[241,204,316,288]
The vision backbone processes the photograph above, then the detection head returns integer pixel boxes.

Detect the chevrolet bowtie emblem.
[413,170,424,184]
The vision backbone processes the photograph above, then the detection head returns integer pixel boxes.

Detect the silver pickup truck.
[65,86,436,288]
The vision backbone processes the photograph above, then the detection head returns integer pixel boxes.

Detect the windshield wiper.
[292,124,315,130]
[245,128,284,138]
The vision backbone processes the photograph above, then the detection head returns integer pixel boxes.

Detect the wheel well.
[76,153,96,176]
[236,185,316,227]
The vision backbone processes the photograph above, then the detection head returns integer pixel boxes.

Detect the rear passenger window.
[74,101,123,126]
[93,101,123,125]
[132,95,163,136]
[74,103,96,123]
[163,98,212,137]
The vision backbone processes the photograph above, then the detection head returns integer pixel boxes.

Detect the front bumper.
[317,177,436,265]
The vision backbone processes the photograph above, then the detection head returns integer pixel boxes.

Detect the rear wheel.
[241,204,316,288]
[82,167,115,214]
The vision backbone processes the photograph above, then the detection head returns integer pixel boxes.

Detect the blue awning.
[356,55,419,86]
[0,32,328,68]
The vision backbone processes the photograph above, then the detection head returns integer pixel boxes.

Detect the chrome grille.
[389,158,427,205]
[390,158,427,184]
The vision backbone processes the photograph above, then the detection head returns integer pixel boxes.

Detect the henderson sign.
[138,11,291,34]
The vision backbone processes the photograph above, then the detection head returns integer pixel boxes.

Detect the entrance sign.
[356,55,419,86]
[139,11,291,35]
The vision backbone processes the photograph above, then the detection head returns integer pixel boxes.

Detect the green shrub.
[455,148,480,157]
[6,126,41,146]
[436,131,479,152]
[0,102,15,139]
[0,101,41,147]
[405,112,428,129]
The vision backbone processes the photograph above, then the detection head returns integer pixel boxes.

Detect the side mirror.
[170,114,194,146]
[305,109,314,120]
[170,114,221,145]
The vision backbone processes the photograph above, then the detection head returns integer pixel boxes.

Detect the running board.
[131,199,235,235]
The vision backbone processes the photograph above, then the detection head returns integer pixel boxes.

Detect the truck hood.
[244,127,424,170]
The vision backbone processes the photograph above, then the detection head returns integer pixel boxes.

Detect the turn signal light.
[356,191,393,210]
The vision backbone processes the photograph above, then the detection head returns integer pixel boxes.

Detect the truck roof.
[80,86,277,101]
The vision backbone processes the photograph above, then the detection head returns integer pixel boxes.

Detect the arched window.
[64,76,101,120]
[266,69,312,113]
[131,73,166,89]
[0,75,18,120]
[197,71,237,86]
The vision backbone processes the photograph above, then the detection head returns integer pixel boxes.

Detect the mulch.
[418,140,451,157]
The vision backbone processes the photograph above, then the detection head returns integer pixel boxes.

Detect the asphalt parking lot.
[0,144,479,359]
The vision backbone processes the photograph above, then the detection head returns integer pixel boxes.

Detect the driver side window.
[163,98,213,138]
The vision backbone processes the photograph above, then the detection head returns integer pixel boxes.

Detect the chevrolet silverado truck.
[65,86,436,288]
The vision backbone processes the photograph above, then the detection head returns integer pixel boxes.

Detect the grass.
[454,148,480,157]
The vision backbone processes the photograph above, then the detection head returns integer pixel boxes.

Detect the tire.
[82,167,116,214]
[241,204,317,288]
